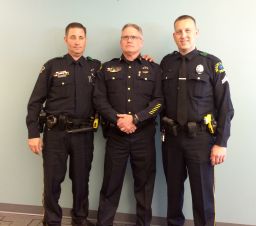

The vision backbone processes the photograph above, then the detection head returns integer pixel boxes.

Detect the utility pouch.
[187,122,197,138]
[58,114,67,130]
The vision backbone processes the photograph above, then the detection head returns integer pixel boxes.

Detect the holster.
[161,116,178,136]
[38,109,47,133]
[100,117,111,138]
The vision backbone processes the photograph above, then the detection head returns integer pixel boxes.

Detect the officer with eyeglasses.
[93,23,163,226]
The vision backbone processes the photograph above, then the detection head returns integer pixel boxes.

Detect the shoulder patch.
[215,62,225,74]
[40,65,46,74]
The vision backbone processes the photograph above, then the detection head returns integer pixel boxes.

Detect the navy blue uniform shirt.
[160,49,234,147]
[93,55,163,124]
[26,54,101,138]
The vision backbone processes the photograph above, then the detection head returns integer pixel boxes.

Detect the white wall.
[0,0,255,225]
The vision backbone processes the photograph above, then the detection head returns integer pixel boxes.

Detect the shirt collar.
[65,54,86,66]
[177,48,198,61]
[185,48,198,61]
[120,54,142,64]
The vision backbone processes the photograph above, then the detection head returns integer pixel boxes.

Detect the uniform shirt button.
[145,78,148,80]
[128,87,131,91]
[128,99,131,102]
[128,112,132,114]
[128,76,131,79]
[128,66,131,69]
[112,77,115,80]
[61,82,65,85]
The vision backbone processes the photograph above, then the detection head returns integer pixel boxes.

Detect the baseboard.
[0,203,248,226]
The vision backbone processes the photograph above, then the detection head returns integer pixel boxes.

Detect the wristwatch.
[132,114,139,125]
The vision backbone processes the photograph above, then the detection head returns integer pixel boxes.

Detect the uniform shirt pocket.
[134,72,155,96]
[50,77,73,98]
[162,69,178,96]
[105,72,124,93]
[188,73,212,98]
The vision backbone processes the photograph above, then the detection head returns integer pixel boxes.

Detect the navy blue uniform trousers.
[162,130,215,226]
[42,128,94,226]
[97,124,156,226]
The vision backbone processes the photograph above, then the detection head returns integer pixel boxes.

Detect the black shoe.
[42,220,61,226]
[72,219,95,226]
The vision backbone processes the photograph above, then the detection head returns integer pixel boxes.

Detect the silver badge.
[196,64,204,74]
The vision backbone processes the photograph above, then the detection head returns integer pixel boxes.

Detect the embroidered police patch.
[215,62,225,74]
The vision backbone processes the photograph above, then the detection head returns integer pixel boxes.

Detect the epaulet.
[165,51,179,58]
[199,51,208,57]
[43,56,63,67]
[87,56,98,61]
[161,51,178,61]
[110,58,120,61]
[87,56,101,67]
[48,56,63,62]
[144,60,159,68]
[40,56,63,75]
[198,51,224,74]
[199,51,221,63]
[52,55,64,59]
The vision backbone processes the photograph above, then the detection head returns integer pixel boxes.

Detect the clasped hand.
[117,114,137,134]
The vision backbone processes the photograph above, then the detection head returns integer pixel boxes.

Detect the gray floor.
[0,212,134,226]
[0,210,246,226]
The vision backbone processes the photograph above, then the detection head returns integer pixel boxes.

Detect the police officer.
[93,23,163,226]
[26,22,101,226]
[160,15,234,226]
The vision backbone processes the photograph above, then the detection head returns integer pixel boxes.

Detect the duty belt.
[161,116,206,138]
[46,114,96,133]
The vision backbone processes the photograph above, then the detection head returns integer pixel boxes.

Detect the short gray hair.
[121,23,143,35]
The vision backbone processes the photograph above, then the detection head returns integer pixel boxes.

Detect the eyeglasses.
[121,35,142,41]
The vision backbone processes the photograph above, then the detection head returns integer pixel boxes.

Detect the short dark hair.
[121,23,143,35]
[174,15,197,27]
[65,22,86,36]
